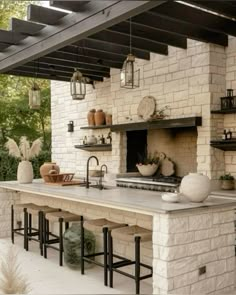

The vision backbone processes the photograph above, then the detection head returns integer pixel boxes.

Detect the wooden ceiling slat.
[150,2,236,37]
[184,1,236,19]
[50,1,90,12]
[58,46,125,63]
[0,29,26,45]
[27,4,68,25]
[47,51,123,69]
[109,22,187,49]
[134,12,228,46]
[38,57,110,74]
[7,70,71,82]
[36,57,110,74]
[75,39,150,60]
[10,18,45,36]
[23,63,110,78]
[90,30,168,55]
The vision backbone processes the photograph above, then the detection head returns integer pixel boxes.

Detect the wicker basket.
[44,173,74,183]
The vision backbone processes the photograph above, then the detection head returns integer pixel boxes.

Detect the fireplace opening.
[126,130,147,172]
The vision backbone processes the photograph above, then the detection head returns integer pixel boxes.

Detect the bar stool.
[26,205,60,255]
[81,218,127,286]
[108,225,153,294]
[44,210,83,266]
[11,203,42,250]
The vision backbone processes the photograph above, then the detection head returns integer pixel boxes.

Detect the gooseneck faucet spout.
[86,156,99,189]
[99,164,108,190]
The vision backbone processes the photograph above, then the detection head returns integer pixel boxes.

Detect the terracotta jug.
[94,109,105,126]
[40,162,60,182]
[87,109,96,126]
[105,113,112,125]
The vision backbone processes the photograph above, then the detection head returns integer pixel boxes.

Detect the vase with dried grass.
[5,136,42,184]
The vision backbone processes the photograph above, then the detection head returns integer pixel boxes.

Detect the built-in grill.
[116,176,182,192]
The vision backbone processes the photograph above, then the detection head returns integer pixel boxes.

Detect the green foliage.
[0,150,51,181]
[219,173,234,180]
[137,150,159,165]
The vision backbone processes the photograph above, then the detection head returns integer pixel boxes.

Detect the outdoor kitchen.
[0,1,236,295]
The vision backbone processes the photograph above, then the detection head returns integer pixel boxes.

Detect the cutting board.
[46,181,86,186]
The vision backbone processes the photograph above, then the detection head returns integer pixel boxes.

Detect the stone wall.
[51,39,216,178]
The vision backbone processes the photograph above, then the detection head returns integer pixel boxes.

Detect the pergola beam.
[0,29,26,45]
[27,4,68,25]
[135,12,228,46]
[0,1,164,73]
[50,1,90,12]
[10,18,45,36]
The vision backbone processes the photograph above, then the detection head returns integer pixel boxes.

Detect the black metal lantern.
[67,121,74,132]
[70,68,86,100]
[29,82,41,109]
[120,54,140,89]
[120,18,140,89]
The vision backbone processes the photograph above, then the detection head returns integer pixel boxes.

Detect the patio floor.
[0,238,152,294]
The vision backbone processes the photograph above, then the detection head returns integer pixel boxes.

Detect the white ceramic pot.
[180,173,210,203]
[136,164,158,177]
[17,161,34,184]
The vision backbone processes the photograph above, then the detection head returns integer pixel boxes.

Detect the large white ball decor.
[180,173,210,202]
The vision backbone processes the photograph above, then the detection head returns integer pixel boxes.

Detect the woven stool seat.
[111,225,152,243]
[27,206,60,215]
[84,218,126,233]
[45,210,82,222]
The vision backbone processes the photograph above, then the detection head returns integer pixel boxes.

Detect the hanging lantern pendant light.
[29,82,41,109]
[70,68,86,100]
[120,18,140,89]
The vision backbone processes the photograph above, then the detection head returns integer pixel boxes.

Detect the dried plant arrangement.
[0,247,30,294]
[5,136,42,161]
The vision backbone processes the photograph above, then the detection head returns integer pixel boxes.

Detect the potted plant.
[5,136,42,184]
[136,150,159,176]
[219,173,235,190]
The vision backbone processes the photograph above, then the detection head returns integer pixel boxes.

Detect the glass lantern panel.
[29,89,40,109]
[71,79,86,100]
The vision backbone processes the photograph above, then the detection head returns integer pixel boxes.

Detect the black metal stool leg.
[29,214,32,241]
[103,227,108,286]
[43,216,48,259]
[81,218,85,275]
[24,209,28,251]
[59,218,63,266]
[135,237,141,295]
[65,222,69,230]
[39,212,44,256]
[108,230,113,288]
[11,205,14,244]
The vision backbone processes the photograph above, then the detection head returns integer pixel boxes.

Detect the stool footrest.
[113,260,134,268]
[140,274,152,281]
[46,245,60,251]
[46,238,59,244]
[83,257,103,268]
[27,232,39,237]
[114,269,135,280]
[84,252,104,258]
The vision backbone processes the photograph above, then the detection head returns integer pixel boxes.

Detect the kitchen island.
[0,180,235,294]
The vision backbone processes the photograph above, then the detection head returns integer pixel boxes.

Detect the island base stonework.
[0,187,235,294]
[153,209,236,294]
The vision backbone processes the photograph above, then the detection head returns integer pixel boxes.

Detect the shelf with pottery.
[80,125,112,130]
[74,144,112,151]
[210,139,236,151]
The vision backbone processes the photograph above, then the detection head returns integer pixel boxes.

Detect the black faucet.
[86,156,99,189]
[99,164,108,190]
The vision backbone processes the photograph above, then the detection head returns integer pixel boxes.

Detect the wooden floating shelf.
[74,144,112,151]
[210,140,236,151]
[211,109,236,114]
[80,125,111,130]
[110,117,202,132]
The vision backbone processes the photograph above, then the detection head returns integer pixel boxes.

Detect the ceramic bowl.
[161,193,180,203]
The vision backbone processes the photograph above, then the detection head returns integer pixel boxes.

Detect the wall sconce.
[67,121,74,132]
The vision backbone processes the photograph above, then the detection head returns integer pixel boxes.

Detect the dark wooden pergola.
[0,0,235,83]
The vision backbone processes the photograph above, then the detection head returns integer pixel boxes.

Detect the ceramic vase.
[180,172,210,202]
[87,109,96,126]
[94,109,105,126]
[136,164,158,177]
[105,113,112,125]
[221,180,235,190]
[17,160,34,184]
[40,162,60,182]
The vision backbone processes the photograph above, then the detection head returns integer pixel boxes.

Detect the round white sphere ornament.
[180,173,210,203]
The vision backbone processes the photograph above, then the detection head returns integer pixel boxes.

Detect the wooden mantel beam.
[0,1,165,73]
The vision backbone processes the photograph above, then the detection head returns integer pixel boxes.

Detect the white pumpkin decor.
[180,173,210,203]
[5,136,42,184]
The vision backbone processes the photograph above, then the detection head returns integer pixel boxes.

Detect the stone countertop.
[0,180,236,215]
[210,190,236,199]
